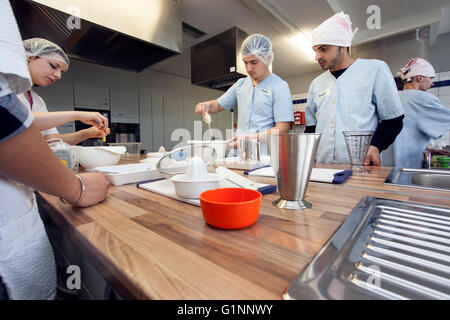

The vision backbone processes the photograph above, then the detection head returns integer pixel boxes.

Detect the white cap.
[311,12,358,47]
[23,38,70,69]
[398,58,436,82]
[241,34,273,66]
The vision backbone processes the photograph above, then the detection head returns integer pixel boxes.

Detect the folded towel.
[244,166,352,184]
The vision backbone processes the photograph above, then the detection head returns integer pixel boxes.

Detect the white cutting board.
[138,179,241,206]
[247,167,345,183]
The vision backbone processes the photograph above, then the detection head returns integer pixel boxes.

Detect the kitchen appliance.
[110,123,141,146]
[11,0,181,72]
[283,197,450,300]
[267,133,321,210]
[343,131,374,175]
[191,27,248,91]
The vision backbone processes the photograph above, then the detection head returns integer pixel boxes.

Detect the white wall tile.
[438,95,450,105]
[428,88,439,97]
[438,86,450,97]
[439,71,450,81]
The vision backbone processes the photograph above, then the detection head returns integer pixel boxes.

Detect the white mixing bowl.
[79,146,126,169]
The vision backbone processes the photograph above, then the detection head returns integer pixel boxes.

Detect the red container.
[199,188,262,229]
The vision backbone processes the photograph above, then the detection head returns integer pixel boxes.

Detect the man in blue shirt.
[194,34,293,148]
[385,58,450,168]
[305,12,404,165]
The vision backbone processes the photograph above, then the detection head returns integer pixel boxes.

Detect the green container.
[437,156,450,168]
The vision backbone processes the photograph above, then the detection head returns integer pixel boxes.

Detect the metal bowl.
[156,145,217,179]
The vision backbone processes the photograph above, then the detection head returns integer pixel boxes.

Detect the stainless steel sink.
[385,168,450,191]
[410,173,450,189]
[283,197,450,300]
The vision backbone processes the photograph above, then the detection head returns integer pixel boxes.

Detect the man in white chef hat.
[304,12,405,166]
[383,58,450,168]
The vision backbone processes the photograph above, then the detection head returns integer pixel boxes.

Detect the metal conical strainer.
[343,131,374,174]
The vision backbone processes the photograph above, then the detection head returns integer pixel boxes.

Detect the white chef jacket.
[387,89,450,168]
[17,91,59,136]
[217,73,294,135]
[305,58,404,163]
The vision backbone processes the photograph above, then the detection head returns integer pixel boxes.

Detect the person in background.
[194,34,293,147]
[0,0,109,300]
[384,58,450,168]
[17,38,110,145]
[304,12,404,165]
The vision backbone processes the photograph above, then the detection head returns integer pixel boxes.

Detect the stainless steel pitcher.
[267,133,321,210]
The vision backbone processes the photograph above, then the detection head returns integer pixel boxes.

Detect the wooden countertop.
[37,162,450,300]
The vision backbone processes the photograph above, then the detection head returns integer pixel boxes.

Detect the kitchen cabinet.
[163,97,184,150]
[74,83,110,110]
[33,80,75,133]
[110,88,140,124]
[183,98,198,141]
[151,95,165,151]
[139,92,152,152]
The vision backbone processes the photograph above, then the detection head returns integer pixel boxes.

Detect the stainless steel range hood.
[11,0,182,72]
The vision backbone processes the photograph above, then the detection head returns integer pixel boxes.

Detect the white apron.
[0,177,56,300]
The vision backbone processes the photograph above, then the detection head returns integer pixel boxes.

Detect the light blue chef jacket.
[217,73,294,134]
[387,90,450,169]
[305,58,404,163]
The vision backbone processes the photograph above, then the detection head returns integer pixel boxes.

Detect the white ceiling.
[149,0,450,80]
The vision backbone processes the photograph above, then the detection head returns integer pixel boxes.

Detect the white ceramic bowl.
[79,146,126,169]
[171,173,224,199]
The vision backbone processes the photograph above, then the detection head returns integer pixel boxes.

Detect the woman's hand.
[84,126,110,139]
[75,172,110,207]
[76,111,109,130]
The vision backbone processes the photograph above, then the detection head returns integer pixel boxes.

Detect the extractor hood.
[191,27,248,91]
[11,0,182,72]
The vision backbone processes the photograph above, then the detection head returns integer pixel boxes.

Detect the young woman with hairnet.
[0,0,109,300]
[382,58,450,168]
[17,38,110,145]
[194,34,293,148]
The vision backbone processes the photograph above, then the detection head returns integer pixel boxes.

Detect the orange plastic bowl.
[199,188,262,229]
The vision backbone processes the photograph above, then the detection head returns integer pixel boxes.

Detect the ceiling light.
[290,32,316,60]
